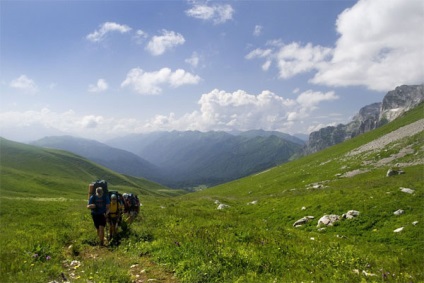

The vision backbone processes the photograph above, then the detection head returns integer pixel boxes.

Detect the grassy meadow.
[0,104,423,282]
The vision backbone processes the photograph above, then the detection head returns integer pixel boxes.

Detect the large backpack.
[88,180,108,200]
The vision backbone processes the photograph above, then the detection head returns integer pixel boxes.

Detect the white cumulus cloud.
[246,42,332,79]
[121,67,201,95]
[144,89,336,133]
[88,79,108,93]
[9,75,38,93]
[86,22,132,42]
[296,90,338,110]
[185,3,234,24]
[145,30,185,56]
[0,88,340,141]
[311,0,424,91]
[276,43,333,79]
[247,0,424,92]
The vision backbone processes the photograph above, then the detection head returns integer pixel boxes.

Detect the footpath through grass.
[0,196,177,283]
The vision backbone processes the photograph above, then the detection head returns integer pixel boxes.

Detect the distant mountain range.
[1,137,177,197]
[31,136,165,183]
[32,131,305,189]
[29,84,423,189]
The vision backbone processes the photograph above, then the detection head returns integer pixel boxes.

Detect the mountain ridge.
[32,130,304,189]
[306,84,423,154]
[1,137,177,197]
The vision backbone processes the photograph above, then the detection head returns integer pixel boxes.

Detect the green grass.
[0,104,423,282]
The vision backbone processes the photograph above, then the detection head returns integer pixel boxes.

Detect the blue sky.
[1,0,423,142]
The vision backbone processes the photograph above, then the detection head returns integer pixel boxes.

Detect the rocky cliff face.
[380,85,424,122]
[305,85,423,154]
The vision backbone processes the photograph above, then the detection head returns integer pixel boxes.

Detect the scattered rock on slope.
[293,216,315,227]
[317,214,341,227]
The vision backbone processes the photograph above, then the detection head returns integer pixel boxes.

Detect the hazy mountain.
[1,137,175,197]
[31,135,166,184]
[228,130,305,145]
[107,130,305,188]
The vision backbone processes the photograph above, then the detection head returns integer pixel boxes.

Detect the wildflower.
[46,256,51,261]
[33,254,39,258]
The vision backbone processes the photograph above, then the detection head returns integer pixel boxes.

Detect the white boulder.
[393,209,404,216]
[217,203,230,210]
[393,227,404,233]
[317,214,341,227]
[342,210,360,219]
[293,216,314,227]
[400,187,415,194]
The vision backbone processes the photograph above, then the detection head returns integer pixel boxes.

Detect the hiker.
[107,194,122,240]
[123,193,139,223]
[87,187,110,246]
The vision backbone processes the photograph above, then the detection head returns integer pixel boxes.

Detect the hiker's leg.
[99,225,105,245]
[108,220,112,238]
[111,223,115,238]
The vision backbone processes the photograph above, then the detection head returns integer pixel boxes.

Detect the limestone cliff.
[305,85,423,154]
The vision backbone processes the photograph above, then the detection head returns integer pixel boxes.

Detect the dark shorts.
[92,214,106,229]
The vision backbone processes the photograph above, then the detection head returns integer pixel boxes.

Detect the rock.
[247,200,258,205]
[362,270,377,277]
[412,221,419,226]
[400,187,415,194]
[342,210,360,219]
[317,214,340,227]
[217,203,230,210]
[293,216,314,227]
[380,85,424,121]
[301,206,307,210]
[393,209,404,216]
[393,227,404,233]
[386,168,405,177]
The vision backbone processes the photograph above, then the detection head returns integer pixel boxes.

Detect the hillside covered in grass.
[0,104,422,282]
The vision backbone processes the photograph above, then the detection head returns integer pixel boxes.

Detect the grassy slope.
[0,104,422,282]
[136,104,423,282]
[0,139,183,282]
[0,138,182,198]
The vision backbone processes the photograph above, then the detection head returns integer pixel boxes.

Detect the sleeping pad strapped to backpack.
[88,180,108,200]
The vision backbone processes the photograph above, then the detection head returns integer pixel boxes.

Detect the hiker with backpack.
[87,187,110,246]
[122,193,140,223]
[107,194,122,240]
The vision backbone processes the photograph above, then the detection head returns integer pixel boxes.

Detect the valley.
[0,103,422,282]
